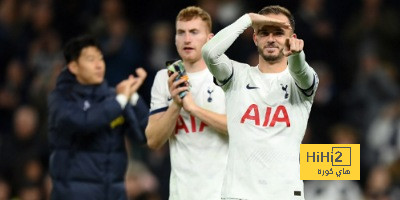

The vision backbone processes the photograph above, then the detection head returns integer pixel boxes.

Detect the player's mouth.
[183,47,194,52]
[265,46,278,53]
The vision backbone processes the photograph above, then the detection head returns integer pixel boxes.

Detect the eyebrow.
[177,28,199,32]
[258,26,284,31]
[83,53,103,59]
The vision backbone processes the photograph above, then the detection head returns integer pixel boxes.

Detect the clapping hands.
[116,67,147,98]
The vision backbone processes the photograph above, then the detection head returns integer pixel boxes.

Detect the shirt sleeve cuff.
[130,93,139,106]
[242,14,253,27]
[116,94,128,109]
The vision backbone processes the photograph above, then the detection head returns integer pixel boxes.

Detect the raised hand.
[248,13,291,31]
[283,37,304,57]
[116,67,147,98]
[128,67,147,94]
[116,76,136,98]
[168,72,189,106]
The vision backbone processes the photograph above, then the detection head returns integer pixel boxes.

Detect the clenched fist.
[283,37,304,56]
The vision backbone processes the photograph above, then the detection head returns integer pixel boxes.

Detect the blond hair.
[176,6,212,32]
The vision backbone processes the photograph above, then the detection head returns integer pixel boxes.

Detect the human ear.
[68,61,78,75]
[207,33,214,40]
[253,32,257,46]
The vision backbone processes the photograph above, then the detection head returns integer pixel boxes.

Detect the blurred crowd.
[0,0,400,199]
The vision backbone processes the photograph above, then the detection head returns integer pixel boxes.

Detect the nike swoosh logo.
[167,96,172,101]
[246,84,259,89]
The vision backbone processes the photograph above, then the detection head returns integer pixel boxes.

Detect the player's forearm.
[188,106,227,135]
[288,51,315,89]
[145,104,181,149]
[202,14,251,82]
[202,14,251,60]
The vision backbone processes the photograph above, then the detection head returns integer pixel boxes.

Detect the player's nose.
[184,33,192,43]
[266,33,275,41]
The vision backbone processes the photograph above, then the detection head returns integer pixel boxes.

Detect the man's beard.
[257,46,284,62]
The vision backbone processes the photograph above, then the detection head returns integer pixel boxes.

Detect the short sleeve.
[149,70,170,115]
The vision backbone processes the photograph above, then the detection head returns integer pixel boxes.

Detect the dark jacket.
[48,68,148,200]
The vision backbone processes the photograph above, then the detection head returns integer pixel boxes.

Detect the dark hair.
[63,35,101,64]
[258,5,295,32]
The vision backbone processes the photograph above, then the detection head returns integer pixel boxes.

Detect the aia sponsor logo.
[240,104,290,127]
[175,115,208,134]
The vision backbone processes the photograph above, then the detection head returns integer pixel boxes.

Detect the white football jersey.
[219,62,317,200]
[150,68,228,200]
[202,14,318,200]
